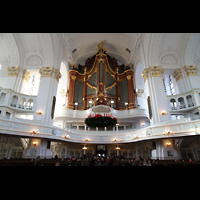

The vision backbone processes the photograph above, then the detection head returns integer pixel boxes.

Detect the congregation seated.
[1,155,200,166]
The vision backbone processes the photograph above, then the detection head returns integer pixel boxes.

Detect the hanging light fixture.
[30,129,39,135]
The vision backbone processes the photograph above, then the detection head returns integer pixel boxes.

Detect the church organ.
[66,42,136,110]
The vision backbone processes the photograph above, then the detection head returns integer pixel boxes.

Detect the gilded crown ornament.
[96,41,108,54]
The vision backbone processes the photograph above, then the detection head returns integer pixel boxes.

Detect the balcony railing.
[167,88,200,111]
[0,87,37,112]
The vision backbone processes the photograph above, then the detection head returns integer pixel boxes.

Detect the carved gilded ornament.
[141,68,149,83]
[136,89,144,97]
[149,66,164,78]
[54,69,62,83]
[71,75,76,80]
[96,41,108,55]
[86,82,97,90]
[184,65,198,76]
[126,75,132,80]
[22,69,31,83]
[59,89,66,97]
[105,82,116,91]
[7,66,20,77]
[39,66,54,77]
[172,68,182,82]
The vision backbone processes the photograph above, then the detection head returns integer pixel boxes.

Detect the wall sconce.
[163,130,172,135]
[74,102,78,106]
[111,100,114,104]
[116,146,120,150]
[82,146,87,150]
[133,135,139,140]
[141,123,145,127]
[166,142,171,147]
[85,138,91,142]
[36,110,42,115]
[62,135,70,139]
[161,111,168,115]
[116,124,119,126]
[30,129,39,135]
[33,142,37,146]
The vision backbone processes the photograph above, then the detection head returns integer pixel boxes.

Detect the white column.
[144,66,169,125]
[34,67,61,125]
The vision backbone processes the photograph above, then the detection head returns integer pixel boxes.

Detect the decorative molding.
[54,69,62,83]
[22,69,31,83]
[86,82,97,90]
[184,65,198,76]
[59,89,66,98]
[39,66,54,77]
[136,89,144,97]
[141,68,149,83]
[105,82,116,91]
[161,54,178,65]
[172,68,182,82]
[149,66,164,78]
[7,66,20,77]
[26,54,43,66]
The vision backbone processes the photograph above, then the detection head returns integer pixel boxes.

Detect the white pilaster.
[23,138,52,159]
[34,66,61,125]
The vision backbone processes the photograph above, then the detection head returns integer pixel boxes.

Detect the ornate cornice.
[141,68,149,83]
[172,68,182,82]
[184,65,198,76]
[149,66,164,78]
[22,69,31,83]
[7,66,20,77]
[39,66,54,77]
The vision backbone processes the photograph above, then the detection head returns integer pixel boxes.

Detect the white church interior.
[0,33,200,166]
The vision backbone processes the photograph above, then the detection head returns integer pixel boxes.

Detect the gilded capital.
[149,66,164,78]
[7,66,20,77]
[22,69,31,83]
[54,69,62,83]
[184,65,198,76]
[172,68,182,82]
[141,68,149,83]
[39,66,54,77]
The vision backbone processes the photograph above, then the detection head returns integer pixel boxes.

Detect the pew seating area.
[1,158,200,166]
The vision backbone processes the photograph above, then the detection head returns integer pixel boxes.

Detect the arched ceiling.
[61,33,143,67]
[0,33,199,73]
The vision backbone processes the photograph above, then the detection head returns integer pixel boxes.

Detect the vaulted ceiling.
[0,33,199,73]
